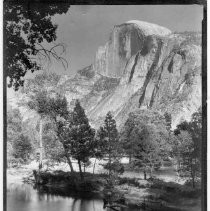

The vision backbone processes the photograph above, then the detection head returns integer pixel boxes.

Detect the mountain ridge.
[62,21,201,129]
[9,21,201,130]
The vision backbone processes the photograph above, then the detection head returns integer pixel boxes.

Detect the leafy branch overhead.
[4,2,70,90]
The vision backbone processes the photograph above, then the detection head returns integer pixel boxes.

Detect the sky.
[49,5,203,75]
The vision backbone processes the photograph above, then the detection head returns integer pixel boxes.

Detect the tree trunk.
[78,160,84,180]
[108,153,111,179]
[93,158,97,174]
[192,176,195,188]
[144,170,147,180]
[191,159,195,188]
[39,118,43,171]
[83,163,85,173]
[129,154,132,163]
[62,143,74,172]
[64,151,74,172]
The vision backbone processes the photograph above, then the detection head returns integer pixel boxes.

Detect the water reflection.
[7,183,105,211]
[7,183,140,211]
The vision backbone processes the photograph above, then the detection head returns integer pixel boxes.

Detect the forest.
[7,72,202,211]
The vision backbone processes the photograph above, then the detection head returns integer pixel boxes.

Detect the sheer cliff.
[11,20,201,130]
[60,20,201,129]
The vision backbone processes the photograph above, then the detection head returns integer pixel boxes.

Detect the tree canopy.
[174,108,202,160]
[62,100,96,179]
[171,108,202,187]
[4,1,70,90]
[120,109,170,178]
[97,112,124,177]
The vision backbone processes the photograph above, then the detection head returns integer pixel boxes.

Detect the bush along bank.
[33,170,107,194]
[31,170,201,211]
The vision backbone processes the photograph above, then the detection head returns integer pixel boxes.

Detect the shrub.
[13,134,33,162]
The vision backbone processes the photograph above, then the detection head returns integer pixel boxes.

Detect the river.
[7,182,108,211]
[7,168,140,211]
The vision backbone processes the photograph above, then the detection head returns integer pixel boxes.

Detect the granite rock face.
[61,21,201,129]
[93,20,171,78]
[11,21,201,130]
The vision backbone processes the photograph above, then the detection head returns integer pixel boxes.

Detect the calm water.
[7,182,140,211]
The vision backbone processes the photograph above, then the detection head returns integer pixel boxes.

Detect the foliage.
[42,129,66,163]
[13,134,33,162]
[23,72,61,93]
[7,106,41,165]
[36,91,75,172]
[34,171,107,194]
[22,118,39,150]
[48,94,69,120]
[62,100,95,179]
[172,109,202,187]
[7,106,23,163]
[25,72,64,115]
[97,112,123,177]
[175,108,202,160]
[133,125,167,176]
[150,178,201,199]
[172,134,201,187]
[28,90,52,116]
[7,106,22,141]
[120,109,170,178]
[4,2,70,90]
[21,73,72,169]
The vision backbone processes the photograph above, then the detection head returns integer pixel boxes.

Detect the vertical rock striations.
[93,20,171,78]
[27,21,200,130]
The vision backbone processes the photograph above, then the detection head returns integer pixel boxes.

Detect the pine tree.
[98,112,123,179]
[64,100,95,180]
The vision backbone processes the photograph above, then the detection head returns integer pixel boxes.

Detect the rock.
[11,20,201,130]
[94,20,171,78]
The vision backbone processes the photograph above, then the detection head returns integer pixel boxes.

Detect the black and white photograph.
[4,2,206,211]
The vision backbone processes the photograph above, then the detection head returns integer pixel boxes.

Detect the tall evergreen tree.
[98,112,122,178]
[64,100,95,180]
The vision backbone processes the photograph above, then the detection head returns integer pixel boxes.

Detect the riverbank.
[7,164,201,211]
